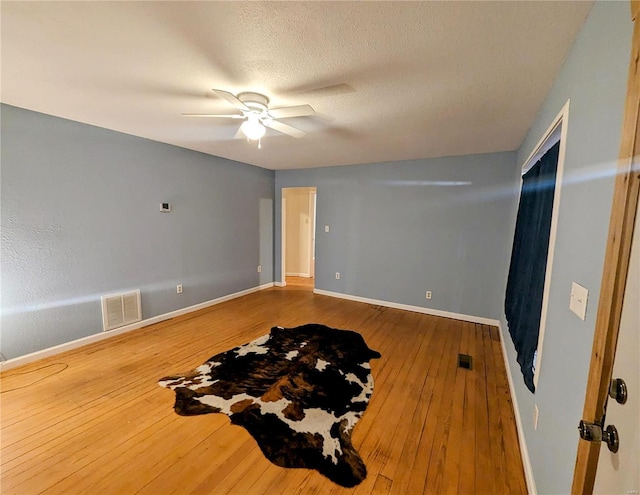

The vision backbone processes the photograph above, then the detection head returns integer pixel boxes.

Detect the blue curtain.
[505,142,559,393]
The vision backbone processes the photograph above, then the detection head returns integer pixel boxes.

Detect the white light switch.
[569,282,588,321]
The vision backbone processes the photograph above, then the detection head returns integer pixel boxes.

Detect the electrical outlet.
[176,284,183,294]
[533,404,539,430]
[335,272,340,280]
[257,265,262,273]
[426,291,432,300]
[325,225,330,233]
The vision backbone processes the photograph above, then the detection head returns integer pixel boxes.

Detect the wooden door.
[592,201,640,494]
[572,2,640,493]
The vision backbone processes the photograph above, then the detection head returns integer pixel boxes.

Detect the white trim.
[312,288,500,326]
[281,196,287,285]
[274,281,286,287]
[0,283,274,371]
[521,99,569,173]
[308,189,317,279]
[496,321,538,495]
[520,99,570,389]
[522,125,562,175]
[285,272,311,278]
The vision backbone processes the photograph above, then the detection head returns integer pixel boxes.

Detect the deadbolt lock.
[578,420,620,453]
[578,420,602,442]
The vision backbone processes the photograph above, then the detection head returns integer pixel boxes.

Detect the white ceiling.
[1,1,593,171]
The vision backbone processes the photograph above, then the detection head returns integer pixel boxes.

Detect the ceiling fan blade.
[181,113,245,118]
[233,126,245,139]
[268,104,315,119]
[266,119,306,138]
[212,89,250,111]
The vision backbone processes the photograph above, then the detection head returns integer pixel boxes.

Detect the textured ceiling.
[0,1,593,170]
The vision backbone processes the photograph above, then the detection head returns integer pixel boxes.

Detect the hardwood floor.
[285,276,315,289]
[0,287,527,494]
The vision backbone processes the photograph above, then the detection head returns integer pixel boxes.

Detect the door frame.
[281,197,287,286]
[280,186,318,285]
[308,189,317,279]
[572,2,640,492]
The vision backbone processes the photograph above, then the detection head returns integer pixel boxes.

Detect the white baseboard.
[274,281,286,287]
[0,282,274,371]
[285,272,311,278]
[312,288,500,326]
[496,321,537,495]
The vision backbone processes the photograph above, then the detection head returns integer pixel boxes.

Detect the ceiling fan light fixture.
[184,89,311,140]
[241,114,266,141]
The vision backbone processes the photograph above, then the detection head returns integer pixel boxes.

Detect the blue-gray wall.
[1,104,274,360]
[504,2,632,493]
[276,151,519,321]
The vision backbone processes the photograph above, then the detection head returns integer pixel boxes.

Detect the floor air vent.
[458,353,473,370]
[101,289,142,331]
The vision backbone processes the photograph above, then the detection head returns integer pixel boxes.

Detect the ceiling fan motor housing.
[238,92,269,114]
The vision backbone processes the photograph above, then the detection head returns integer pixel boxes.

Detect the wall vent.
[101,289,142,331]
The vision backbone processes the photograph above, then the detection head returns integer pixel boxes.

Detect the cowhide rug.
[159,323,381,487]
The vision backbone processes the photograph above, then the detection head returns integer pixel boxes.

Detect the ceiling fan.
[182,89,315,145]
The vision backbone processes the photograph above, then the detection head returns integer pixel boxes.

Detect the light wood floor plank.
[490,326,529,495]
[471,323,492,495]
[422,318,464,495]
[396,318,452,494]
[458,321,478,495]
[382,319,448,494]
[440,320,469,494]
[0,287,526,494]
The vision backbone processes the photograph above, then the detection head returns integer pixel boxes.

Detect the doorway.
[281,187,317,290]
